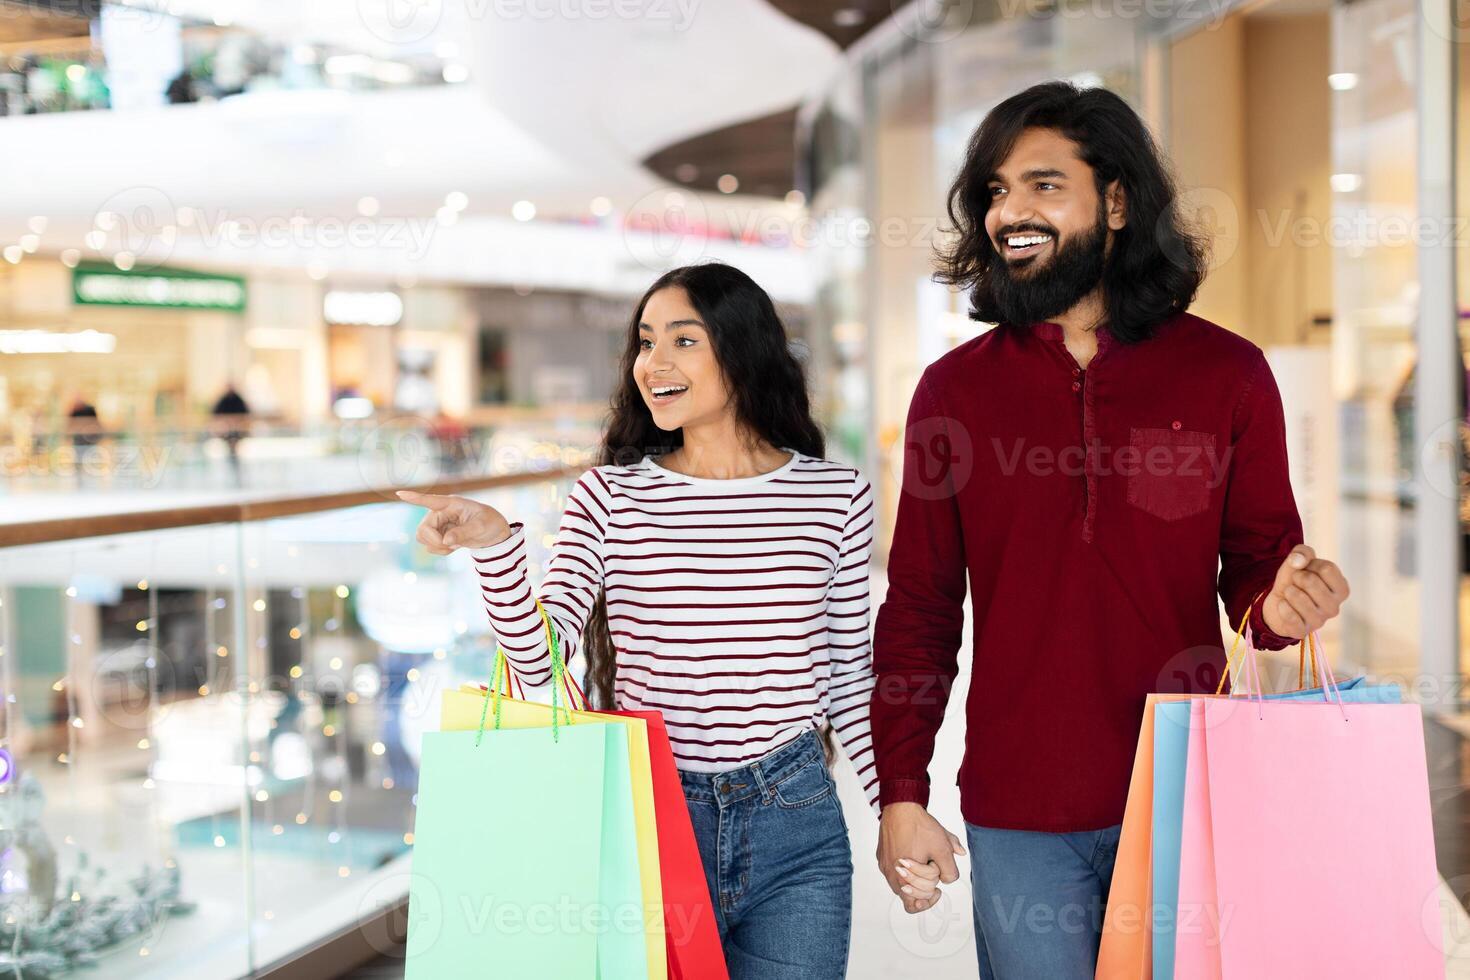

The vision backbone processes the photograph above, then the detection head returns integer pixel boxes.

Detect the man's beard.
[987,213,1107,327]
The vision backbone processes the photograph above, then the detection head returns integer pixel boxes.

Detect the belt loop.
[750,761,769,800]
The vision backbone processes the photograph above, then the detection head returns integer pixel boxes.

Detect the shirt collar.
[1014,320,1115,354]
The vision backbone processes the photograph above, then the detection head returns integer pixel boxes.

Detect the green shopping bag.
[405,615,648,978]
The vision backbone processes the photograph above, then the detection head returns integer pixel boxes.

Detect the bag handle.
[475,600,581,745]
[534,604,589,712]
[1215,589,1320,697]
[1219,591,1347,721]
[474,601,589,745]
[1238,623,1346,721]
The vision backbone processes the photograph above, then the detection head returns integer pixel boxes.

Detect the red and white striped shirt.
[470,449,879,810]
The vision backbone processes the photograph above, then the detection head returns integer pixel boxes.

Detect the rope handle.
[1215,589,1321,697]
[474,600,584,746]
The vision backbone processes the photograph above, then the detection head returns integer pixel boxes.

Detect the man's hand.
[1261,544,1350,639]
[877,802,966,914]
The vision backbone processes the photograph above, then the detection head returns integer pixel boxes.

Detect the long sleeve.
[470,469,611,684]
[869,370,968,810]
[825,471,880,814]
[1216,351,1303,652]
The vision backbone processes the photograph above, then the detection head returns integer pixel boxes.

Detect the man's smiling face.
[981,126,1125,325]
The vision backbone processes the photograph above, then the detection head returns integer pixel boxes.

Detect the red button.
[1071,381,1082,392]
[1072,367,1080,377]
[1171,420,1182,430]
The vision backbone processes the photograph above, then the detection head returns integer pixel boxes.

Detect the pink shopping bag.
[1174,633,1444,979]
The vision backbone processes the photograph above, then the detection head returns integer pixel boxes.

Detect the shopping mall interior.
[3,0,1470,976]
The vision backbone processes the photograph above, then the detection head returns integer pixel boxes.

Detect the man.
[210,383,251,486]
[868,81,1349,978]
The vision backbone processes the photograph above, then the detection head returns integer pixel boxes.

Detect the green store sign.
[72,263,247,312]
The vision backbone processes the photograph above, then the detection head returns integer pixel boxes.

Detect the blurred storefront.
[798,0,1465,690]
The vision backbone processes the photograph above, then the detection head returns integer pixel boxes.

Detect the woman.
[400,262,896,978]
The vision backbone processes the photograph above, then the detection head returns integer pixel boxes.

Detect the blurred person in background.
[66,395,101,450]
[210,383,251,486]
[401,261,876,979]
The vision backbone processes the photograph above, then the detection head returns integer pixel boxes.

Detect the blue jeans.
[966,821,1123,980]
[680,729,853,980]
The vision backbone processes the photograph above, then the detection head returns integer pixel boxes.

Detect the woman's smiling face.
[635,286,731,432]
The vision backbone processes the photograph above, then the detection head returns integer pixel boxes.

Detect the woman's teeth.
[651,385,688,402]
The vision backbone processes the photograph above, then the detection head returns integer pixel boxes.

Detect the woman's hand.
[396,490,513,554]
[894,857,946,908]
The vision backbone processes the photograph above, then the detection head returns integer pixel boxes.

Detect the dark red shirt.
[870,311,1302,832]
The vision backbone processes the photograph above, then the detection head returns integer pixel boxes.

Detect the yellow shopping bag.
[441,604,668,980]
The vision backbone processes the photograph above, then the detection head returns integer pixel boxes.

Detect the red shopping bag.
[594,707,728,980]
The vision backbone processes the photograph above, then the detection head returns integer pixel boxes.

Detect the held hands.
[396,490,513,554]
[1260,544,1350,640]
[877,802,966,914]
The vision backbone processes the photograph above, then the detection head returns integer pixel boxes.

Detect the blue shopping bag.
[1149,674,1402,980]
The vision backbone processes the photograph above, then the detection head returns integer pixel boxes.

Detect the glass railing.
[0,465,583,978]
[1,409,604,501]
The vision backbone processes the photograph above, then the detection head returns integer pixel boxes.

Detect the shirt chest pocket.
[1123,426,1220,521]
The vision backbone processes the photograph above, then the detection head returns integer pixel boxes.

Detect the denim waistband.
[678,729,823,807]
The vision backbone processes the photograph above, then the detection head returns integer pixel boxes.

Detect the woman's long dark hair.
[580,261,826,720]
[934,81,1209,343]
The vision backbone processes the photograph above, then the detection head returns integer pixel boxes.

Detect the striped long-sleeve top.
[470,449,880,811]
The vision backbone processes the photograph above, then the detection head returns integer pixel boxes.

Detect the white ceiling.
[0,0,840,300]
